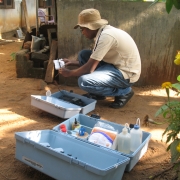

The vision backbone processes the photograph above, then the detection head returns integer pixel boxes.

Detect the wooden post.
[22,0,31,33]
[36,0,39,36]
[47,28,57,49]
[45,40,57,83]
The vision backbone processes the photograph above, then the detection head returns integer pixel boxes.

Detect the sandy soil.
[0,40,178,180]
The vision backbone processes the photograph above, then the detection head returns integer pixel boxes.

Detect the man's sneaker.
[83,93,106,100]
[109,90,134,109]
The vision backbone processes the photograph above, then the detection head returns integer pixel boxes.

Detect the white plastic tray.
[31,90,97,119]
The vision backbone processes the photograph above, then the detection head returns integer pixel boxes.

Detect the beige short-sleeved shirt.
[90,25,141,83]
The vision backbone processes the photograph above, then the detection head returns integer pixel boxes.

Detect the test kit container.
[15,130,130,180]
[53,114,151,172]
[31,90,97,119]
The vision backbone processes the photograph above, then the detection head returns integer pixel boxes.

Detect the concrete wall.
[0,0,36,37]
[57,0,180,86]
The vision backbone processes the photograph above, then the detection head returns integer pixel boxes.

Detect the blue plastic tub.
[15,130,130,180]
[53,114,151,172]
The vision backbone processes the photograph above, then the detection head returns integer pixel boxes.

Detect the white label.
[22,156,43,169]
[53,59,65,70]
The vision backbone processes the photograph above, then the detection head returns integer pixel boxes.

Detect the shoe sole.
[109,91,134,109]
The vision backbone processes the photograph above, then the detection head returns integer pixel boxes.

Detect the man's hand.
[59,58,99,77]
[58,67,71,77]
[63,58,72,66]
[63,58,79,66]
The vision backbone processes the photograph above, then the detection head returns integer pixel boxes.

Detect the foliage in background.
[165,0,180,13]
[9,46,22,61]
[155,51,180,170]
[10,52,16,61]
[151,0,180,13]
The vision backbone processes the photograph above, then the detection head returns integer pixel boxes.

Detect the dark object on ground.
[59,95,86,107]
[142,114,164,127]
[109,90,134,109]
[83,93,106,100]
[90,114,101,119]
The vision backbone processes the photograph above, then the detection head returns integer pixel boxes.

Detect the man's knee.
[78,76,83,88]
[78,75,89,89]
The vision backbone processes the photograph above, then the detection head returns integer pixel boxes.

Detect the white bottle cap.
[46,90,51,96]
[122,127,128,134]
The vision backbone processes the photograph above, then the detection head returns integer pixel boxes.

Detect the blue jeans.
[78,50,133,97]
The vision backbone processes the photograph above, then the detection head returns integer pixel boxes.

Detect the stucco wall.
[0,0,36,36]
[57,0,180,86]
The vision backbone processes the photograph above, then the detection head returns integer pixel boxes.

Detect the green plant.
[166,0,180,13]
[10,52,16,61]
[155,51,180,169]
[9,45,22,61]
[151,0,180,14]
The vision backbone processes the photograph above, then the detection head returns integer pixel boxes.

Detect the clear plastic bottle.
[71,118,81,130]
[46,90,51,96]
[111,135,118,150]
[117,123,131,154]
[130,118,142,152]
[46,90,52,102]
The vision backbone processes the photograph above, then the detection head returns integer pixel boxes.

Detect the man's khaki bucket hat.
[74,8,108,30]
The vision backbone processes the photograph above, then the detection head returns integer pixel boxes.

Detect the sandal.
[109,90,134,109]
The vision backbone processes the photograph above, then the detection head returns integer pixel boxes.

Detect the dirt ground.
[0,40,178,180]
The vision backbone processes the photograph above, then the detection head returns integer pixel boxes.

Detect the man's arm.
[58,58,99,77]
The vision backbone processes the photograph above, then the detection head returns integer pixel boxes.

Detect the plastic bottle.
[46,90,51,96]
[59,124,67,133]
[111,135,118,150]
[46,90,52,103]
[71,118,81,130]
[130,118,142,152]
[117,123,131,154]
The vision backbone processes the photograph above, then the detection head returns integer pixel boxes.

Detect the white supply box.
[31,90,97,119]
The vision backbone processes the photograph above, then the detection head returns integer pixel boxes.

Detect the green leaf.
[172,83,180,90]
[166,135,172,143]
[163,110,171,119]
[177,75,180,82]
[166,0,174,13]
[155,104,169,117]
[173,0,180,9]
[167,144,171,151]
[169,101,180,107]
[10,52,16,61]
[170,140,180,163]
[162,127,169,137]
